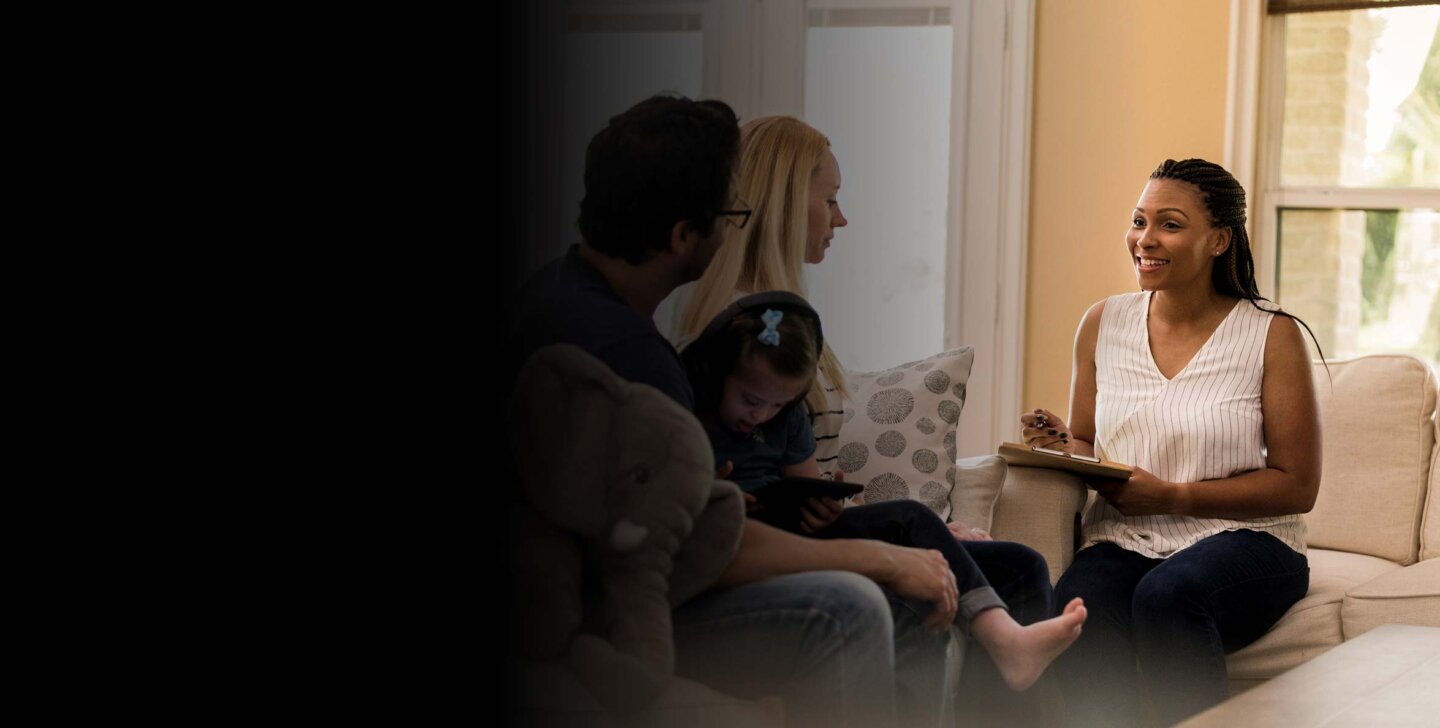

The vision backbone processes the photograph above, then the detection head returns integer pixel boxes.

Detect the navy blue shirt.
[506,245,695,411]
[705,404,817,492]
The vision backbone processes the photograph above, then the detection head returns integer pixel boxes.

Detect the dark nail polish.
[1048,429,1057,436]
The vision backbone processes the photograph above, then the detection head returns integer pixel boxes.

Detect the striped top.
[1082,291,1306,558]
[810,366,845,480]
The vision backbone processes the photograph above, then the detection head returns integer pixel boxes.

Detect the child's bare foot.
[973,597,1087,691]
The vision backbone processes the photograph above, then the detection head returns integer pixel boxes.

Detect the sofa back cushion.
[1423,426,1440,561]
[1305,355,1437,565]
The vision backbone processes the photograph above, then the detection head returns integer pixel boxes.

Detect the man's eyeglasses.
[718,198,752,229]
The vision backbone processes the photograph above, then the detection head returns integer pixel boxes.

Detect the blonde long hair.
[679,116,851,410]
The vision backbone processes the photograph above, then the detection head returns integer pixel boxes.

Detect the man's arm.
[715,518,960,630]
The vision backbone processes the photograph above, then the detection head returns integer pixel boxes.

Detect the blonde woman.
[682,117,1064,725]
[680,116,851,482]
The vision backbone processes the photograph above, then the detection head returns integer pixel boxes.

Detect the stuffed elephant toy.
[508,344,745,713]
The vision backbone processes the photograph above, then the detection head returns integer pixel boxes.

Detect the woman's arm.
[1179,314,1321,516]
[1092,315,1322,518]
[1066,301,1104,458]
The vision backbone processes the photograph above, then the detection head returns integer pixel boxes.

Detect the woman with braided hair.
[1018,159,1324,727]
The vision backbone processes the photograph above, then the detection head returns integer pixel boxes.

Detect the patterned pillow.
[838,347,975,520]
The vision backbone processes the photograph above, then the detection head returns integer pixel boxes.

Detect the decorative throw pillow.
[838,347,975,520]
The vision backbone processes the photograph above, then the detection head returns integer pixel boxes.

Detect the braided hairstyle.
[1149,159,1325,361]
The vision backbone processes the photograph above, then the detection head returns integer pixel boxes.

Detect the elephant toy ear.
[510,344,625,534]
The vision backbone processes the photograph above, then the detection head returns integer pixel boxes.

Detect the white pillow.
[838,347,977,521]
[948,454,1006,534]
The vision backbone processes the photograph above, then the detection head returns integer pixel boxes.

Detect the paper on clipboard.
[997,442,1133,479]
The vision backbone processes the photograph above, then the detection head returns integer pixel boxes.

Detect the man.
[506,95,958,728]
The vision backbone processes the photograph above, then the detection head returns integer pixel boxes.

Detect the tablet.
[997,441,1133,479]
[749,477,864,530]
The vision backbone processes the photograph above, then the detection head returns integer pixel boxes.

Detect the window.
[1256,1,1440,369]
[803,6,955,373]
[559,7,705,336]
[534,0,1033,456]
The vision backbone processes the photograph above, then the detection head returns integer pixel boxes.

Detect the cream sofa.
[1000,355,1440,694]
[514,353,1438,725]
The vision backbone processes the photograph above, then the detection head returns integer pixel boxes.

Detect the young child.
[683,294,1088,692]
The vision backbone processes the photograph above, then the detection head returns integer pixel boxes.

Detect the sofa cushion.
[1341,557,1440,639]
[1424,442,1440,561]
[839,347,975,520]
[1226,549,1399,682]
[1305,356,1437,565]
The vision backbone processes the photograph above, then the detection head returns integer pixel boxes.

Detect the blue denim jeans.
[674,502,1056,728]
[1052,530,1309,727]
[672,571,900,728]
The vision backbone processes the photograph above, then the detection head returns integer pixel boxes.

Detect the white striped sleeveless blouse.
[1083,291,1306,558]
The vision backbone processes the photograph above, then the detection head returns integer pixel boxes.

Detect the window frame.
[1232,0,1440,329]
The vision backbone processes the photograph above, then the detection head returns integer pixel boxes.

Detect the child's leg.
[956,541,1061,723]
[821,501,1087,691]
[962,540,1053,625]
[820,501,1006,622]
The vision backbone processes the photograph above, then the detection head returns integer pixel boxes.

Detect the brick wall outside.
[1277,12,1372,357]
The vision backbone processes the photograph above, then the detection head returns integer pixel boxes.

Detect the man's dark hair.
[578,95,741,264]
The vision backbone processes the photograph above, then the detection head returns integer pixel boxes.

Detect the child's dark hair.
[728,308,819,382]
[683,292,824,416]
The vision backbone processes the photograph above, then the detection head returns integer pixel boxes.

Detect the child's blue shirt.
[705,404,817,492]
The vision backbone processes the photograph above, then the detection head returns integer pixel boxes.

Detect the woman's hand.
[948,520,991,542]
[1090,466,1183,516]
[799,496,844,533]
[1020,408,1073,451]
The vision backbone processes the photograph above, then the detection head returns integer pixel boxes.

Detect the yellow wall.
[1025,0,1232,418]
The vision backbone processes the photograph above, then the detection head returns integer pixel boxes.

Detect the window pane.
[803,25,952,373]
[561,30,703,335]
[1279,6,1440,188]
[1277,208,1440,369]
[562,31,704,236]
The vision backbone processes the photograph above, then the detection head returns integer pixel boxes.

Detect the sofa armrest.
[989,466,1087,584]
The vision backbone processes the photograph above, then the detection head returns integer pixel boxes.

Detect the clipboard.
[997,442,1133,479]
